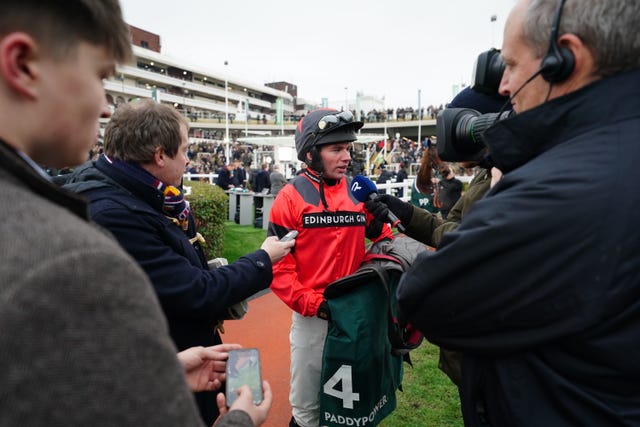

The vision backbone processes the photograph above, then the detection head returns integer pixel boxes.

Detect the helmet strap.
[307,146,324,174]
[303,164,330,213]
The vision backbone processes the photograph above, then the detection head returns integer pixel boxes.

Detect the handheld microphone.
[350,175,406,232]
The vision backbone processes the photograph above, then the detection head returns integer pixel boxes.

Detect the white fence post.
[375,179,413,201]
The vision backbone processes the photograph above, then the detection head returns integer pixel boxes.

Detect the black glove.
[317,300,331,321]
[365,217,384,240]
[364,194,413,226]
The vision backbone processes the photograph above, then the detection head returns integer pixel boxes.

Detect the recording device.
[470,0,573,96]
[225,348,263,406]
[350,175,406,232]
[471,48,505,95]
[436,108,513,162]
[439,47,511,162]
[279,230,298,242]
[439,0,573,162]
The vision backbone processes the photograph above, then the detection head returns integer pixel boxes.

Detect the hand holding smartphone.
[225,348,263,406]
[279,230,298,242]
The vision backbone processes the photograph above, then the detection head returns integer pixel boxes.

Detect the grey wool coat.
[0,140,203,426]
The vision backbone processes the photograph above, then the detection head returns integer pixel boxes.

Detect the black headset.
[540,0,575,83]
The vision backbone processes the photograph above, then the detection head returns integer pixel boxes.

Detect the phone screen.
[226,348,263,406]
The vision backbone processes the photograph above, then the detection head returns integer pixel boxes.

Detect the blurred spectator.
[436,165,462,220]
[376,163,394,194]
[395,161,409,197]
[269,164,287,196]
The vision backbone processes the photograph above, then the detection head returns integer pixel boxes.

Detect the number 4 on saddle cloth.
[320,237,425,427]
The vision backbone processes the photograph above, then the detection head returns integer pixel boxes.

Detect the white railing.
[182,173,414,202]
[375,179,413,202]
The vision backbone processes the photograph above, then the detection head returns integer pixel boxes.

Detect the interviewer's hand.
[364,194,413,227]
[215,382,272,427]
[177,343,241,392]
[260,236,294,264]
[490,167,503,188]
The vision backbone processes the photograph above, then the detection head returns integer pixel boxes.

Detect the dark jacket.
[216,165,233,189]
[376,169,394,194]
[398,69,640,426]
[235,166,247,188]
[437,176,462,212]
[395,168,408,197]
[252,168,270,193]
[64,156,272,425]
[406,167,491,248]
[0,142,203,426]
[65,156,272,351]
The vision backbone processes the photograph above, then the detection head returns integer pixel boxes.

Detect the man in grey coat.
[270,164,288,196]
[0,1,268,426]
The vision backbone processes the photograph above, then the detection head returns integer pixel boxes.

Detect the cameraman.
[397,0,640,426]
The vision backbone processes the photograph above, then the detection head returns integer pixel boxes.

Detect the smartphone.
[225,348,263,406]
[279,230,298,242]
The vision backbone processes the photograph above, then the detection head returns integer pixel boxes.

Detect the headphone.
[540,0,575,83]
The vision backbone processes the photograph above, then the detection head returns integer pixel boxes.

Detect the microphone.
[350,175,406,232]
[493,67,545,125]
[509,67,544,103]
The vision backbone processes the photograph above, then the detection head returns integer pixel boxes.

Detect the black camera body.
[436,108,513,162]
[437,48,512,162]
[471,48,506,95]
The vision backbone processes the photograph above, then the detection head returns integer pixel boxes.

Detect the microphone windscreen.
[350,175,378,202]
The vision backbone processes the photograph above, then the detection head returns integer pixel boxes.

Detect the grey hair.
[523,0,640,77]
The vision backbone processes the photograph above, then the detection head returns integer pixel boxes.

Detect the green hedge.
[185,180,228,259]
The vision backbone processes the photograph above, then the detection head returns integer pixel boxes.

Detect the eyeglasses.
[315,111,354,134]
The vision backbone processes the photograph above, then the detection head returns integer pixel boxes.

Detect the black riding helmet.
[294,108,364,164]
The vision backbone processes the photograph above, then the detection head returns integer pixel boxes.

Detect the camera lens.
[455,111,505,146]
[436,108,513,162]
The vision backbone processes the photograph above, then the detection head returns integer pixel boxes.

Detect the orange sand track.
[223,291,293,427]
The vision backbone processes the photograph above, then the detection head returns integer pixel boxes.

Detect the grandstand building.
[103,25,303,142]
[99,25,435,176]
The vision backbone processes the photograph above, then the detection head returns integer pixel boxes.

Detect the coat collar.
[0,139,89,220]
[484,68,640,173]
[94,154,165,212]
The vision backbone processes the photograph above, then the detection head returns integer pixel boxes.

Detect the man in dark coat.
[216,163,234,189]
[234,161,247,188]
[251,163,271,193]
[397,0,640,426]
[251,163,271,214]
[376,164,394,194]
[64,100,294,425]
[394,161,409,197]
[436,166,462,220]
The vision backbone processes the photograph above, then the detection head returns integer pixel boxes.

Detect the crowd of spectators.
[183,133,429,183]
[48,133,470,197]
[360,105,444,123]
[46,106,452,187]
